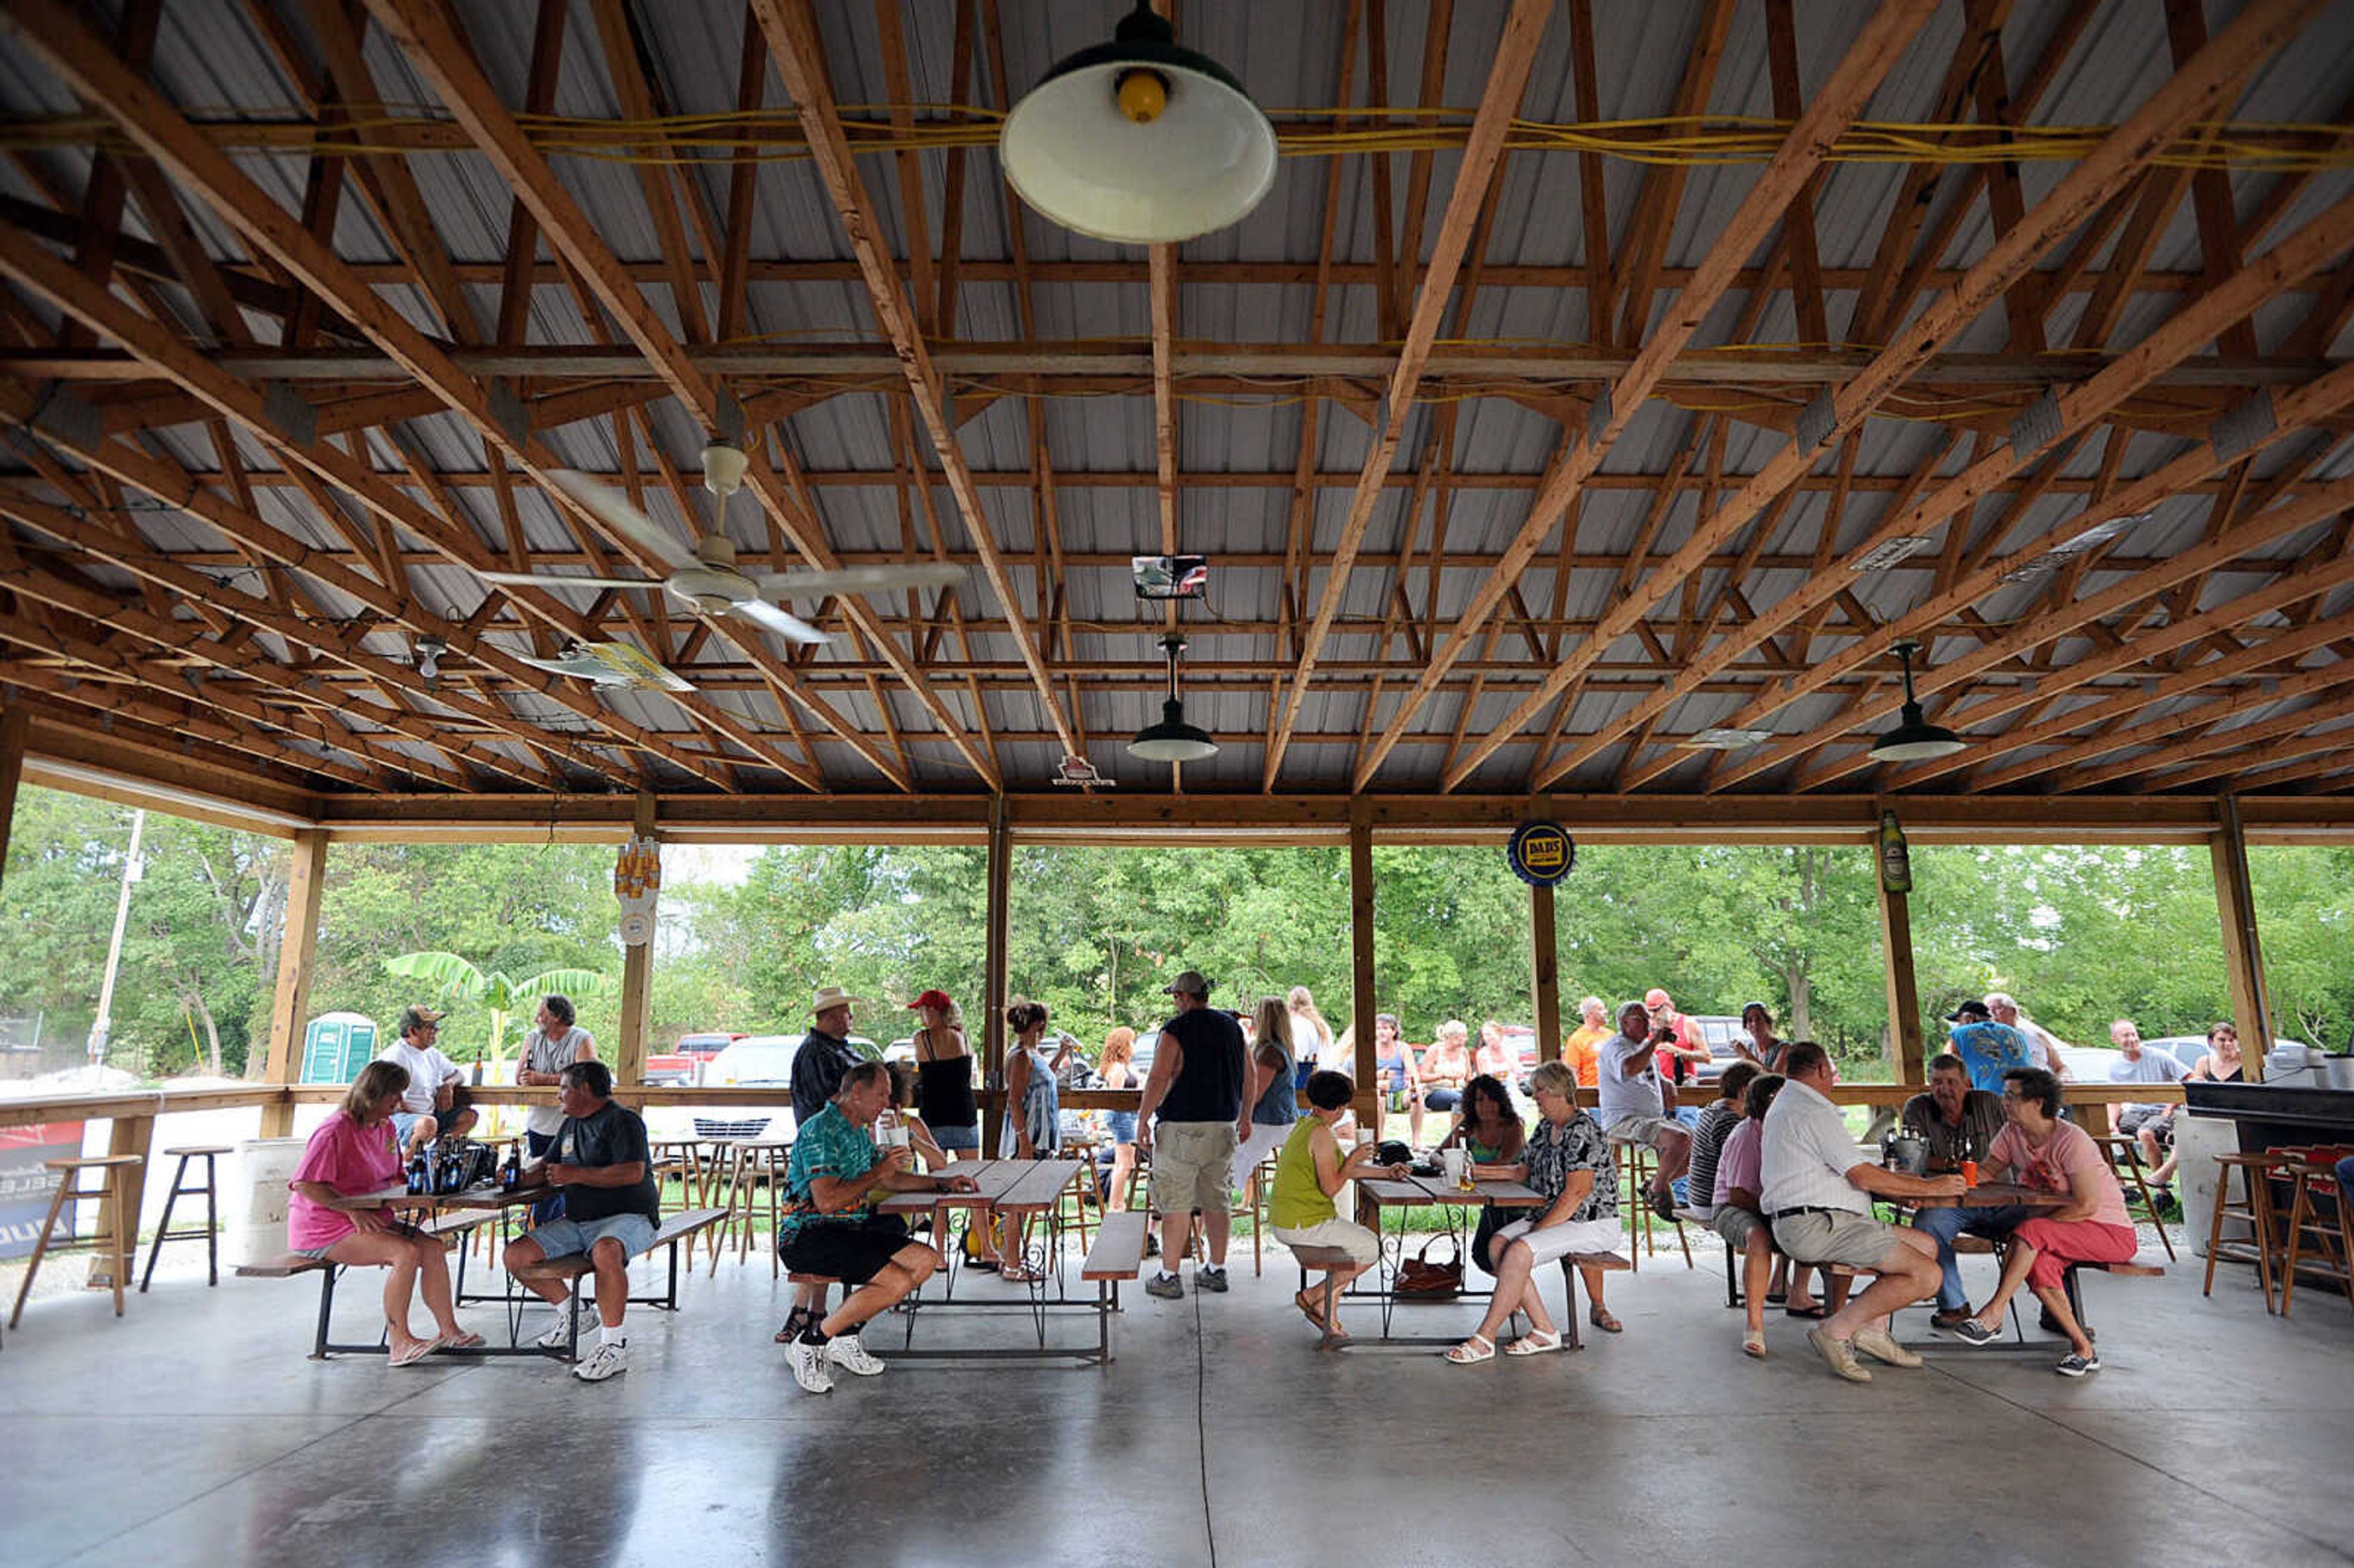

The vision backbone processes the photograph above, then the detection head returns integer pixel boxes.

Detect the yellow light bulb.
[1116,69,1167,124]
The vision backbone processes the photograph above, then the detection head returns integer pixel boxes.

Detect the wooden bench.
[509,1207,731,1358]
[235,1212,495,1360]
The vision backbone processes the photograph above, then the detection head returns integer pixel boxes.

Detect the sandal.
[436,1330,486,1352]
[1588,1306,1623,1334]
[389,1334,444,1368]
[1443,1333,1496,1365]
[1294,1288,1328,1331]
[999,1264,1043,1285]
[1506,1328,1565,1356]
[1783,1303,1827,1320]
[1743,1329,1767,1359]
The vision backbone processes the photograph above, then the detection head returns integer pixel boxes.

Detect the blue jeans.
[1911,1202,2033,1310]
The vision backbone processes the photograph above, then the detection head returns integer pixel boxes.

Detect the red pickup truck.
[642,1031,742,1087]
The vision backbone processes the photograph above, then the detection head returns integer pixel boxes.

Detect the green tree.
[380,952,617,1064]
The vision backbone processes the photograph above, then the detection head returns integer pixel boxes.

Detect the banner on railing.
[1,1122,85,1259]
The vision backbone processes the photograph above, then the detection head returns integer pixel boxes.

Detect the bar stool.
[9,1153,146,1328]
[2277,1144,2354,1319]
[2202,1149,2285,1311]
[139,1144,230,1291]
[1606,1138,1691,1271]
[2095,1133,2178,1263]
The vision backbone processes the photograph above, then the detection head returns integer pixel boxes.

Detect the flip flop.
[1783,1303,1828,1320]
[1766,1290,1789,1305]
[1743,1330,1768,1359]
[1294,1288,1328,1331]
[389,1334,445,1368]
[1588,1306,1623,1334]
[436,1330,486,1352]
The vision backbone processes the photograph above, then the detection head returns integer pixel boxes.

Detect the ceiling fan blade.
[754,562,967,598]
[728,598,831,645]
[577,641,698,693]
[475,570,662,591]
[545,470,693,572]
[511,651,620,683]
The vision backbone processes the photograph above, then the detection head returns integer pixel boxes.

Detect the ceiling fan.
[512,639,697,695]
[477,444,966,647]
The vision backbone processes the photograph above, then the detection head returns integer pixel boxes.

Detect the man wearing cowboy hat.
[791,986,867,1136]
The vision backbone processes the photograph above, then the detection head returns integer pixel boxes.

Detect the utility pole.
[88,809,145,1068]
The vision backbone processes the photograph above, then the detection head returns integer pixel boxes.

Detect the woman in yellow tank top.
[1268,1070,1409,1341]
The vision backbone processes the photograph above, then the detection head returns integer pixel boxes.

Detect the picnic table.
[1352,1173,1545,1341]
[1886,1181,2154,1347]
[859,1157,1118,1362]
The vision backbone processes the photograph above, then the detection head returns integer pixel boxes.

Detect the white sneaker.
[825,1333,886,1377]
[571,1339,627,1382]
[786,1337,834,1394]
[535,1318,577,1351]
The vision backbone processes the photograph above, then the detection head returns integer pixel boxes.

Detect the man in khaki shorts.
[1135,970,1249,1301]
[1760,1041,1962,1382]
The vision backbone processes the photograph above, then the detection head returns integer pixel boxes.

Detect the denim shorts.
[522,1211,658,1265]
[1105,1111,1138,1145]
[390,1110,435,1146]
[932,1124,981,1152]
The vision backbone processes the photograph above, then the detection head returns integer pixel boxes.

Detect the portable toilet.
[300,1011,378,1084]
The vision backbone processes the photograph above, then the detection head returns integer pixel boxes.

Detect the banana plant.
[381,952,617,1064]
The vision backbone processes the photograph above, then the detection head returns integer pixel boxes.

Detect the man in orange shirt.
[1561,995,1611,1088]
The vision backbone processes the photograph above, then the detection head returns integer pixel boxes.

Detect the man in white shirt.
[379,1005,468,1159]
[1761,1041,1963,1382]
[1598,1000,1693,1224]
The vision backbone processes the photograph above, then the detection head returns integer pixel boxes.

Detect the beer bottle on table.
[500,1144,520,1192]
[406,1149,428,1195]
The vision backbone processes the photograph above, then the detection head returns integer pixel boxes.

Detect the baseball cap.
[1946,1000,1991,1023]
[908,989,953,1011]
[1165,970,1211,999]
[397,1004,446,1034]
[1644,988,1672,1010]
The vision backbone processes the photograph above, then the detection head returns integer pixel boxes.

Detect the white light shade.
[1000,12,1277,243]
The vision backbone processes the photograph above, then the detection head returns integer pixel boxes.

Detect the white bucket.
[227,1137,308,1268]
[2174,1115,2238,1260]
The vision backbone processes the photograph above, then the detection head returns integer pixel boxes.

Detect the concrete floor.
[2,1227,2349,1568]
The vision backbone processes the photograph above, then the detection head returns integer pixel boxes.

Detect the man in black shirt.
[791,986,866,1133]
[506,1060,659,1383]
[1136,969,1247,1300]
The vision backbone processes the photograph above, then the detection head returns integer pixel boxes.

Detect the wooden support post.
[613,792,657,1088]
[1531,882,1561,1063]
[259,829,327,1136]
[2211,794,2271,1083]
[981,794,1011,1152]
[1349,805,1379,1127]
[1876,870,1924,1085]
[90,1111,153,1288]
[0,702,26,883]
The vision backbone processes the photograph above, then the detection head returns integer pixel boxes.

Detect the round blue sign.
[1507,821,1575,887]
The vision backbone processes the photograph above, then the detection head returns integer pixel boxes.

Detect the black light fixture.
[999,1,1278,244]
[1867,638,1966,763]
[1127,632,1217,763]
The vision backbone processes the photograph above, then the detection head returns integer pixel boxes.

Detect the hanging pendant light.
[999,1,1278,244]
[1867,639,1967,763]
[1128,633,1218,763]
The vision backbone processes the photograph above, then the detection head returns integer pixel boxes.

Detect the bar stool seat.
[140,1144,231,1292]
[2203,1149,2285,1311]
[9,1154,146,1328]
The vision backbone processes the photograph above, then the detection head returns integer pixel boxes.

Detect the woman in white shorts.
[1447,1061,1623,1363]
[1268,1070,1407,1341]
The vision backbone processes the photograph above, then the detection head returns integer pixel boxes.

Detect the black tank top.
[1156,1007,1247,1123]
[915,1042,978,1129]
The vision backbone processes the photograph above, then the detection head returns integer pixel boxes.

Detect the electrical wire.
[6,105,2347,173]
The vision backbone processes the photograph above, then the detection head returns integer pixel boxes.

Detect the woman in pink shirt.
[1949,1065,2134,1376]
[288,1060,477,1365]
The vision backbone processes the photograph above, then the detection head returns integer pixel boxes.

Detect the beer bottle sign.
[1878,810,1913,895]
[614,834,661,946]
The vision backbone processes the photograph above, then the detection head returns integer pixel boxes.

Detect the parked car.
[642,1030,745,1088]
[1686,1015,1747,1083]
[663,1032,877,1140]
